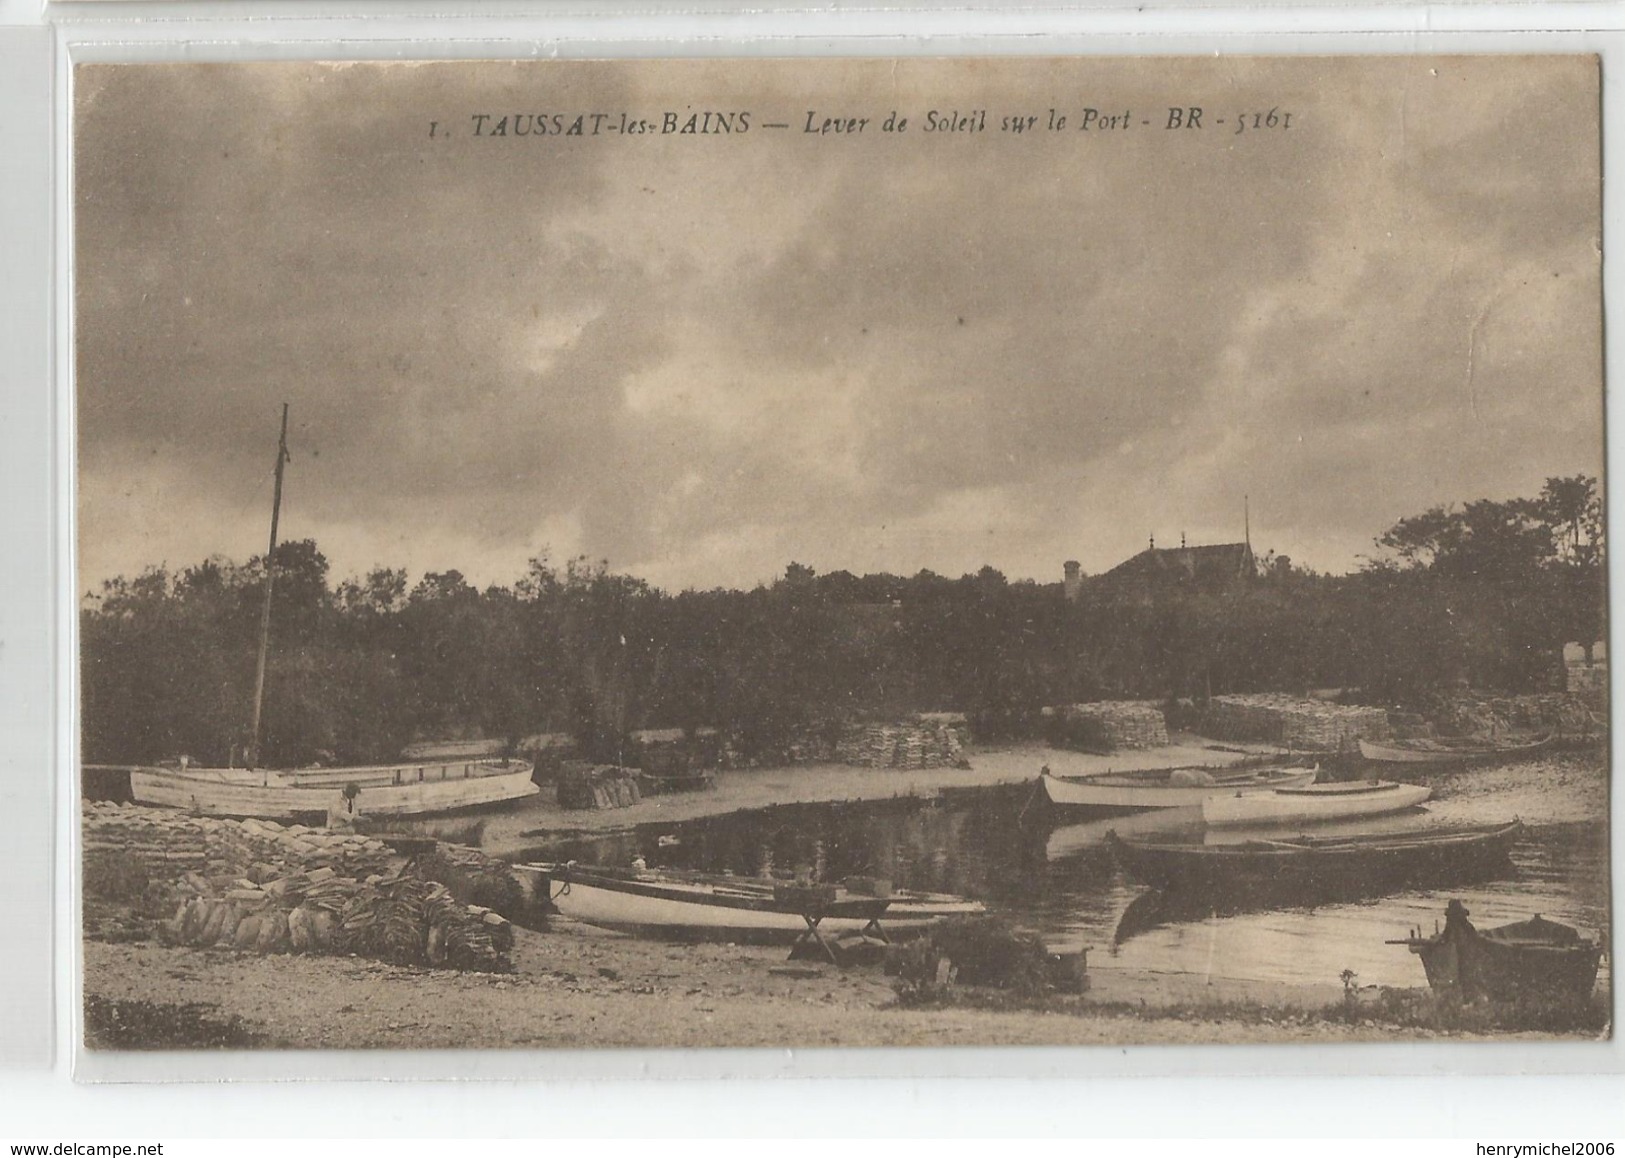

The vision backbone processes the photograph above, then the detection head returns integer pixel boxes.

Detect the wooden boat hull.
[1358,734,1555,766]
[1040,766,1316,812]
[515,864,982,945]
[1202,780,1431,827]
[129,760,538,820]
[1109,821,1523,898]
[1400,902,1603,1008]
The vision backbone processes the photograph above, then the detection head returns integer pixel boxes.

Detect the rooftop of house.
[1098,540,1257,585]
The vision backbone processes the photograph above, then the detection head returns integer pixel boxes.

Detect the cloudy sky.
[75,56,1602,593]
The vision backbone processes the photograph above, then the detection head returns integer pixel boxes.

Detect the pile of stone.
[555,762,642,810]
[157,864,513,971]
[1204,694,1391,750]
[834,720,970,770]
[1051,702,1169,750]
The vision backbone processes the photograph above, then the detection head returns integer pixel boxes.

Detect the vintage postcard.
[75,56,1608,1052]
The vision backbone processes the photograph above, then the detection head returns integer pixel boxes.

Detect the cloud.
[75,57,1602,593]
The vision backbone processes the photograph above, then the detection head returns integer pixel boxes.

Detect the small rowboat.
[513,862,984,945]
[1039,764,1316,813]
[1108,820,1522,896]
[1358,733,1555,767]
[1202,779,1430,827]
[127,758,538,820]
[636,768,718,795]
[1390,900,1603,1008]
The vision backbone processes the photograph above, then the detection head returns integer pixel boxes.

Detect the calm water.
[526,753,1613,992]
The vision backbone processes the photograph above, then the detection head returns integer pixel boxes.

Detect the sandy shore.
[85,917,1447,1050]
[452,737,1281,857]
[83,743,1605,1051]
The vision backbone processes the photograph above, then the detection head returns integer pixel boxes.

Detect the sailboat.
[124,405,539,821]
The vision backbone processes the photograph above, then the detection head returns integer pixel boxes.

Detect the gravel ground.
[83,916,1549,1051]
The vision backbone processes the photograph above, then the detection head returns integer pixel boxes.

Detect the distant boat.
[514,862,984,945]
[1202,779,1430,827]
[637,767,719,796]
[1358,733,1555,766]
[1390,899,1603,1009]
[128,758,538,821]
[1038,764,1317,813]
[121,404,539,822]
[1107,820,1523,896]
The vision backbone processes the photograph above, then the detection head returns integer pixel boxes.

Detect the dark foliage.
[80,479,1604,764]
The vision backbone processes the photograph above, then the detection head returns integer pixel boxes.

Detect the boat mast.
[247,403,291,769]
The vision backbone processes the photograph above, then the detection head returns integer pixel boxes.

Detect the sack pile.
[83,802,395,882]
[412,843,526,920]
[834,721,970,770]
[555,762,641,810]
[83,802,209,878]
[1204,694,1391,750]
[157,865,514,971]
[206,816,395,881]
[1053,702,1169,750]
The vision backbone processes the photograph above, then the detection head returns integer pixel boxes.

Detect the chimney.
[1063,560,1082,602]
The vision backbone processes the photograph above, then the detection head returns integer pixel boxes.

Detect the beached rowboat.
[1039,764,1317,813]
[1108,820,1523,896]
[1391,899,1603,1008]
[1357,733,1555,766]
[128,758,538,820]
[1202,779,1431,827]
[513,862,984,945]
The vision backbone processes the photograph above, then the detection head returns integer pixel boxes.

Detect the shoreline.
[87,919,1564,1051]
[81,745,1609,1051]
[442,736,1285,857]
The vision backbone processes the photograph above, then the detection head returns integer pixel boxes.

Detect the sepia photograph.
[74,55,1609,1052]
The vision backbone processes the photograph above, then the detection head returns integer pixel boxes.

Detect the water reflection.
[526,753,1610,990]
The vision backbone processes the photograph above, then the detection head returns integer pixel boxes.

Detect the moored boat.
[513,862,984,945]
[1358,733,1555,766]
[1108,820,1523,896]
[1202,779,1430,827]
[128,758,539,820]
[1039,764,1317,813]
[1390,899,1603,1008]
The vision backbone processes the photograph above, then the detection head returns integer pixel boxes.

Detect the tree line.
[80,476,1604,767]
